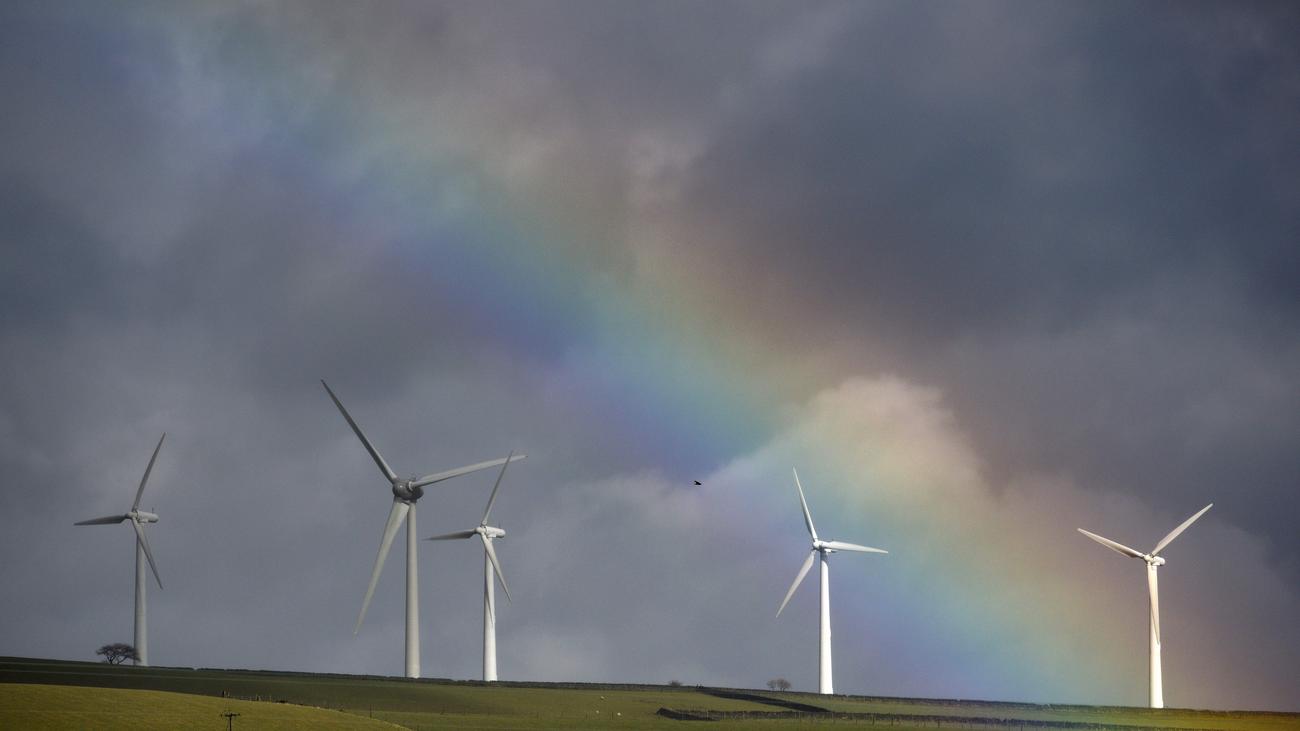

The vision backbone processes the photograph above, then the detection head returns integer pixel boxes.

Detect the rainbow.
[92,5,1134,704]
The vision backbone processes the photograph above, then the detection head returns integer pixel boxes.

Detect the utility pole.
[221,711,240,730]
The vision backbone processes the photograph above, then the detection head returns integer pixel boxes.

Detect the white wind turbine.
[322,380,525,679]
[1078,503,1213,708]
[426,450,518,681]
[75,433,167,667]
[776,468,887,694]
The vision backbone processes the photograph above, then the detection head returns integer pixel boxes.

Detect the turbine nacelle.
[131,510,159,524]
[391,479,424,503]
[478,525,505,540]
[1148,555,1166,567]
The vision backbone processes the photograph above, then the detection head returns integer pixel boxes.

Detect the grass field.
[2,656,1297,730]
[0,682,400,730]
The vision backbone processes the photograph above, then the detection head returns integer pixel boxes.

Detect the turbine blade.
[321,380,397,484]
[1147,566,1160,646]
[482,535,511,603]
[1077,528,1145,559]
[1151,503,1213,556]
[481,449,514,525]
[792,468,818,543]
[130,520,163,590]
[777,550,817,618]
[75,514,129,526]
[355,500,409,634]
[132,433,166,511]
[821,540,888,554]
[412,454,527,489]
[425,530,477,541]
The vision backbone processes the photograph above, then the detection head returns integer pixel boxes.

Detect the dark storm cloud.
[685,2,1299,336]
[1,0,1297,711]
[0,0,619,678]
[666,2,1300,571]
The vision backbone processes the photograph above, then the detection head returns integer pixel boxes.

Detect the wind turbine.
[776,468,887,694]
[75,433,166,667]
[1078,503,1213,708]
[321,380,524,679]
[427,450,518,681]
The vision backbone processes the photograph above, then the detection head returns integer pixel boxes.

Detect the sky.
[1,0,1298,712]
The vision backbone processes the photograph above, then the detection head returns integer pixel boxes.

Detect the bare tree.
[766,677,792,691]
[96,643,138,665]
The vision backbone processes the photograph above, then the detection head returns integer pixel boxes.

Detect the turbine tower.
[75,433,166,667]
[427,450,518,681]
[322,380,525,679]
[1078,503,1213,708]
[776,467,887,694]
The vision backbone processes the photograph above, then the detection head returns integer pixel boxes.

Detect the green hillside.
[2,657,1296,730]
[0,683,400,730]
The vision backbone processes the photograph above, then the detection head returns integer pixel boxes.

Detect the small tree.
[668,679,683,687]
[767,677,791,691]
[96,643,138,665]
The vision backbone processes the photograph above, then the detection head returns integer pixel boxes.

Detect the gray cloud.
[1,0,1296,711]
